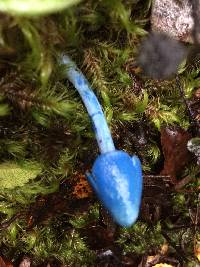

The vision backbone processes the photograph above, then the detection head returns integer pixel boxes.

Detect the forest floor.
[0,0,199,266]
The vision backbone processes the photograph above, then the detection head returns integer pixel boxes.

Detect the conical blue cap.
[87,150,143,227]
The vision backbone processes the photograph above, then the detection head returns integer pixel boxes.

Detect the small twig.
[174,176,193,190]
[0,212,24,229]
[194,193,200,231]
[164,223,200,231]
[174,188,200,193]
[161,231,188,262]
[143,175,171,179]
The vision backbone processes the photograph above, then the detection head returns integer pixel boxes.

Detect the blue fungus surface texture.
[86,151,143,227]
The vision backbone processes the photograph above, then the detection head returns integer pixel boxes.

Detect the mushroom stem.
[60,54,143,227]
[61,54,115,154]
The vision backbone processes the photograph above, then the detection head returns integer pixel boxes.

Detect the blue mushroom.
[60,54,143,227]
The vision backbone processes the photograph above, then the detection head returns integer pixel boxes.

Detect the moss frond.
[117,221,165,254]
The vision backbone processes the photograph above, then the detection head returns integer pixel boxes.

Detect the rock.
[151,0,195,43]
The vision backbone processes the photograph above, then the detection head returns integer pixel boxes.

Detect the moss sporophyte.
[60,54,143,227]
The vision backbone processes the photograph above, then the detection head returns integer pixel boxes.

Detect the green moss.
[69,204,100,228]
[0,0,198,265]
[117,221,165,254]
[0,221,96,266]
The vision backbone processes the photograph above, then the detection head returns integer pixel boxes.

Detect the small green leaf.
[53,102,75,117]
[135,91,148,113]
[40,53,53,86]
[178,59,187,74]
[105,108,113,124]
[0,161,42,189]
[0,103,10,116]
[101,91,111,108]
[0,0,81,16]
[148,143,160,163]
[32,110,50,127]
[152,117,161,130]
[118,112,138,122]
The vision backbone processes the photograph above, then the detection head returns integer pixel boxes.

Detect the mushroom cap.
[89,150,143,227]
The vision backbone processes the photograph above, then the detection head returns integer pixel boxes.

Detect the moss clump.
[117,221,165,254]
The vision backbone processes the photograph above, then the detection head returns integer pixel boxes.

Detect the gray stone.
[151,0,195,43]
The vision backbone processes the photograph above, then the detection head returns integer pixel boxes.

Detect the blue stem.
[61,55,115,154]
